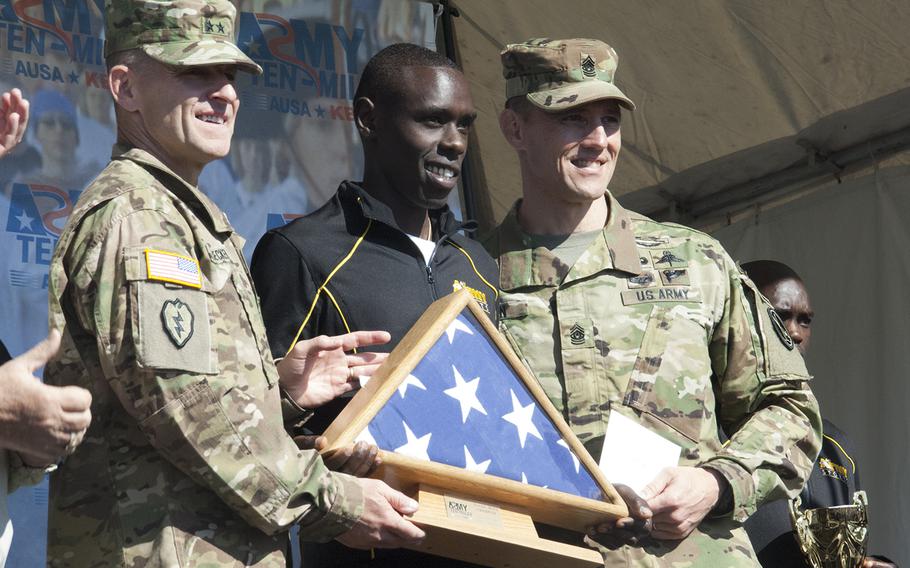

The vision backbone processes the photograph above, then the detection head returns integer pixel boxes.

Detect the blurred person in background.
[0,88,92,568]
[742,260,895,568]
[18,89,101,190]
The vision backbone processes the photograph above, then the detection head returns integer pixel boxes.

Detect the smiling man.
[483,38,822,566]
[251,43,499,567]
[44,2,425,566]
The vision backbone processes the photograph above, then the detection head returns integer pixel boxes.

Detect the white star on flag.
[521,472,528,484]
[557,439,580,473]
[444,317,474,343]
[444,366,486,423]
[394,421,431,461]
[502,390,542,448]
[397,374,427,398]
[15,211,33,231]
[463,446,491,473]
[355,427,376,446]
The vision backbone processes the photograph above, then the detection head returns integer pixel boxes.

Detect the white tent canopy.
[452,0,910,228]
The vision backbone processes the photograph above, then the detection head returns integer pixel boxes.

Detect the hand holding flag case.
[322,289,628,567]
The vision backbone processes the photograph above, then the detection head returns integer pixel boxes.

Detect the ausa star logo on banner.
[321,290,626,529]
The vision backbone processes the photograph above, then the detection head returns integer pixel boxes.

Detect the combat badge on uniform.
[660,268,689,286]
[651,249,687,268]
[634,236,669,248]
[161,299,194,348]
[628,271,657,289]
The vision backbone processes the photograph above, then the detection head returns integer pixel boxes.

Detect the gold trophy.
[788,490,869,568]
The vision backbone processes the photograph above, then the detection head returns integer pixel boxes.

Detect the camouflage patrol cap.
[501,38,634,112]
[105,0,262,75]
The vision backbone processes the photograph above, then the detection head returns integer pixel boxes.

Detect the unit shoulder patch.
[767,307,795,350]
[161,299,195,348]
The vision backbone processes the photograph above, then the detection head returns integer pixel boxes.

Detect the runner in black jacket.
[251,181,498,434]
[250,44,498,568]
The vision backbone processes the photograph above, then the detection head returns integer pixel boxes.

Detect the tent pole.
[435,0,478,233]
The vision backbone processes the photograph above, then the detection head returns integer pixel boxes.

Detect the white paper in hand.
[598,411,681,495]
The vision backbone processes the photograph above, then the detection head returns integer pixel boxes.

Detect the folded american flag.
[356,309,602,500]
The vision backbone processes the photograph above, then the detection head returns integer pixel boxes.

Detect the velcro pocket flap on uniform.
[622,306,704,444]
[133,280,217,374]
[500,299,529,320]
[624,306,672,409]
[740,275,812,382]
[140,379,289,518]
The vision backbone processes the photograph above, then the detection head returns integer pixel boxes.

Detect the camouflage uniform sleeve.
[700,249,822,523]
[6,452,51,492]
[67,207,363,540]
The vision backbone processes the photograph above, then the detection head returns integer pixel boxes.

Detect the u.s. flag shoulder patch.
[145,249,202,289]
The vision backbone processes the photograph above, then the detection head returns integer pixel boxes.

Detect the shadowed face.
[370,66,476,209]
[36,111,78,163]
[761,277,814,354]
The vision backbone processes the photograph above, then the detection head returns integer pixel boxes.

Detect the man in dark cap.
[44,2,424,566]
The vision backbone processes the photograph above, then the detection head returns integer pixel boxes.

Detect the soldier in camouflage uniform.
[484,38,822,566]
[44,1,424,566]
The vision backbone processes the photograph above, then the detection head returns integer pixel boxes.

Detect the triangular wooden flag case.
[322,289,627,567]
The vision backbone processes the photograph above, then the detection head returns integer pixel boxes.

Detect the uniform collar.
[113,144,234,235]
[496,192,641,290]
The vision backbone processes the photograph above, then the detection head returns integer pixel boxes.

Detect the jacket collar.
[339,181,460,237]
[113,144,233,235]
[496,192,641,290]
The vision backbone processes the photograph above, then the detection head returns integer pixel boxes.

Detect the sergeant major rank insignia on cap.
[581,54,597,78]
